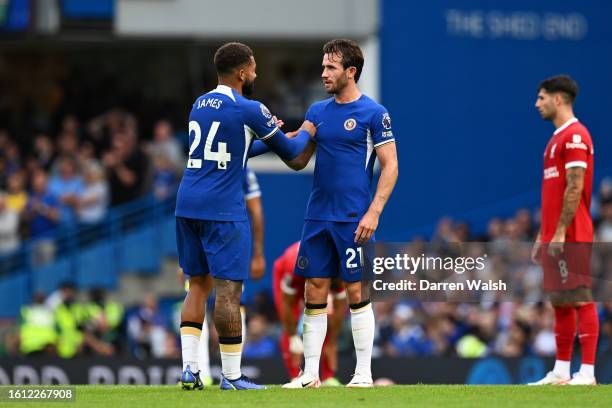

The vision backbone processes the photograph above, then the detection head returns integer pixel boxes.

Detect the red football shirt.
[540,118,594,243]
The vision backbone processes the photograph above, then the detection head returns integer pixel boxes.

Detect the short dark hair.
[214,42,254,76]
[323,39,364,82]
[538,75,579,103]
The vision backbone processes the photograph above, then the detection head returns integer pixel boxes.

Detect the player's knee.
[189,275,213,294]
[345,281,368,304]
[305,279,329,304]
[214,278,243,301]
[550,287,593,307]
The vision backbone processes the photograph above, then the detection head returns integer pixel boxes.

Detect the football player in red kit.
[530,75,598,385]
[272,242,347,386]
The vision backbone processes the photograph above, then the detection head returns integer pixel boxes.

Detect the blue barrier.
[0,272,29,317]
[32,257,73,294]
[0,195,177,318]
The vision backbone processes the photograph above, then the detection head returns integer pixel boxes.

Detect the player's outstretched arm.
[248,122,316,169]
[260,121,316,170]
[284,121,317,170]
[354,141,399,244]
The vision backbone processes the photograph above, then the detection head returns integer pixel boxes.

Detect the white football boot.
[527,371,569,385]
[346,373,373,388]
[282,372,321,389]
[567,372,597,385]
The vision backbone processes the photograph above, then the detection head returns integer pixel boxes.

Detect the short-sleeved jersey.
[175,85,278,221]
[243,166,261,200]
[541,118,594,243]
[304,95,394,222]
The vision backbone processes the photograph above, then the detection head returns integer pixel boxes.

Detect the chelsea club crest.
[344,118,356,131]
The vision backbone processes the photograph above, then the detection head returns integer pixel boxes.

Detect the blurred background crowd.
[1,115,611,359]
[1,1,612,378]
[0,112,187,260]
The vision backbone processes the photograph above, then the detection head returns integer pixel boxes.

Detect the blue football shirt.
[304,94,394,222]
[175,85,278,221]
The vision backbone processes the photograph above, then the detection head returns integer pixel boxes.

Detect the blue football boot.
[220,375,266,390]
[180,365,204,390]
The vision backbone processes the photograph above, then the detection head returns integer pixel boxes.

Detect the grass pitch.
[2,385,611,408]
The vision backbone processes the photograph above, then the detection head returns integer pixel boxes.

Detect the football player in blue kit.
[190,166,266,387]
[282,39,398,388]
[176,42,315,391]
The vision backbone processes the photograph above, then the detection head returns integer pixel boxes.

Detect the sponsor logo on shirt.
[344,118,356,131]
[565,140,588,150]
[544,166,559,180]
[382,131,393,138]
[382,113,392,130]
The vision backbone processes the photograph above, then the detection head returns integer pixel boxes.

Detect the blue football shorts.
[294,220,373,282]
[176,217,251,281]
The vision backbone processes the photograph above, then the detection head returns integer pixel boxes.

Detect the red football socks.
[554,306,577,361]
[577,302,599,365]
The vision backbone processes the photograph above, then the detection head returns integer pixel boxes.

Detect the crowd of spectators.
[0,111,184,262]
[2,107,612,361]
[368,180,612,359]
[6,185,611,360]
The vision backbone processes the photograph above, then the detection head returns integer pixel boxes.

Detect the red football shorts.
[541,243,592,292]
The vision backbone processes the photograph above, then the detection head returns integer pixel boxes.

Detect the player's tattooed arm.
[548,166,585,258]
[213,278,243,338]
[555,167,585,236]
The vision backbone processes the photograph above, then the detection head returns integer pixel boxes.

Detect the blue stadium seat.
[0,272,30,318]
[32,257,74,295]
[119,225,160,274]
[158,216,178,257]
[76,242,117,289]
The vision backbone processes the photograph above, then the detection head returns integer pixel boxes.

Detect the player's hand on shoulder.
[272,115,284,129]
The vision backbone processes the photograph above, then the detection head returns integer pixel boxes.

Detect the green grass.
[1,385,611,408]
